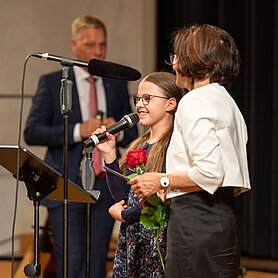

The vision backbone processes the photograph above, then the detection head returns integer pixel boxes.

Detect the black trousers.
[166,188,241,278]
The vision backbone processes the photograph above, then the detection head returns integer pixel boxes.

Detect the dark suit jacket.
[24,68,138,206]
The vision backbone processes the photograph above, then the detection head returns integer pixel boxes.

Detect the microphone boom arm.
[32,53,141,81]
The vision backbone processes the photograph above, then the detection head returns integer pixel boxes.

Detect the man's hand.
[80,117,119,140]
[108,200,127,222]
[80,118,102,138]
[103,117,120,140]
[130,172,163,199]
[102,117,116,127]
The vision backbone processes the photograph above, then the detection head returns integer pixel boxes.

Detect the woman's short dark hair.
[173,24,240,88]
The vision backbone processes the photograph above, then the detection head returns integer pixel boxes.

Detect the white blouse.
[166,83,251,198]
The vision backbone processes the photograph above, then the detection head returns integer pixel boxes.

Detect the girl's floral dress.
[106,143,167,278]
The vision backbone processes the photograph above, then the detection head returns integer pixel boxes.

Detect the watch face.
[161,176,169,188]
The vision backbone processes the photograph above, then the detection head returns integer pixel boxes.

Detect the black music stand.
[0,145,100,277]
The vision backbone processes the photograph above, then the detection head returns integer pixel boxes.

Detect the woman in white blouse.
[131,24,251,278]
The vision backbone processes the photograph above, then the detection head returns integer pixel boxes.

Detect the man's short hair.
[71,16,107,40]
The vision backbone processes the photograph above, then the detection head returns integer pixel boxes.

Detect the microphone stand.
[81,112,102,278]
[60,65,73,278]
[81,146,95,278]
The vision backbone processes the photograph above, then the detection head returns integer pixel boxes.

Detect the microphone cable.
[11,53,34,278]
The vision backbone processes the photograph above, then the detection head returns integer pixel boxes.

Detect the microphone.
[81,155,95,191]
[32,53,141,81]
[87,59,141,81]
[83,112,139,148]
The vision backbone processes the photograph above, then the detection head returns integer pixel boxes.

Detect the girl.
[93,72,184,277]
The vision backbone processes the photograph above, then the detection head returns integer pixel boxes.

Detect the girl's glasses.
[133,94,170,106]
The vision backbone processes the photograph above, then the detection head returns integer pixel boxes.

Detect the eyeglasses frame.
[133,94,170,106]
[165,53,177,66]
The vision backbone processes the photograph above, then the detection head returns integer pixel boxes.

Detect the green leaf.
[146,194,162,206]
[153,207,163,223]
[140,214,156,229]
[158,220,167,228]
[127,173,138,179]
[126,173,138,184]
[155,203,171,228]
[141,206,156,215]
[135,164,145,175]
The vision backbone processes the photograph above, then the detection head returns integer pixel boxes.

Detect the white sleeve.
[180,95,225,194]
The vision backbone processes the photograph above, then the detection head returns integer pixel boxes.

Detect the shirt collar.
[73,66,99,82]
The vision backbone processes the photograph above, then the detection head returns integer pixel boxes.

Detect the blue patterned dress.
[105,143,167,278]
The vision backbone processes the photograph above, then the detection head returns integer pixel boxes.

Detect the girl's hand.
[108,200,127,222]
[92,125,116,163]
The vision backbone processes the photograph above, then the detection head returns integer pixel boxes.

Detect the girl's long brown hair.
[119,72,184,174]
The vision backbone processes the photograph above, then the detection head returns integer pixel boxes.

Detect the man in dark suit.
[24,16,138,278]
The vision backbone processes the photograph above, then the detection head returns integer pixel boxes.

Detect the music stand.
[0,145,100,277]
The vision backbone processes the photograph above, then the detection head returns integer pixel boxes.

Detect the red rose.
[126,148,147,168]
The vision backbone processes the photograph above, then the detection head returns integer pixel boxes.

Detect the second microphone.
[83,112,140,148]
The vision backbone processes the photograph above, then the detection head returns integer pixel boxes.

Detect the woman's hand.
[108,200,127,222]
[130,172,163,199]
[92,125,116,163]
[158,189,168,202]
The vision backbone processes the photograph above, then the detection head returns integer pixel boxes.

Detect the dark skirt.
[165,188,241,278]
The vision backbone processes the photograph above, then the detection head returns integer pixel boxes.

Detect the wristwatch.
[160,174,170,188]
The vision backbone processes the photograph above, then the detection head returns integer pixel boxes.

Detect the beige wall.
[0,0,156,255]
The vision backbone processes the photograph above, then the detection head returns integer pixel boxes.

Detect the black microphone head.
[126,112,140,127]
[88,59,141,81]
